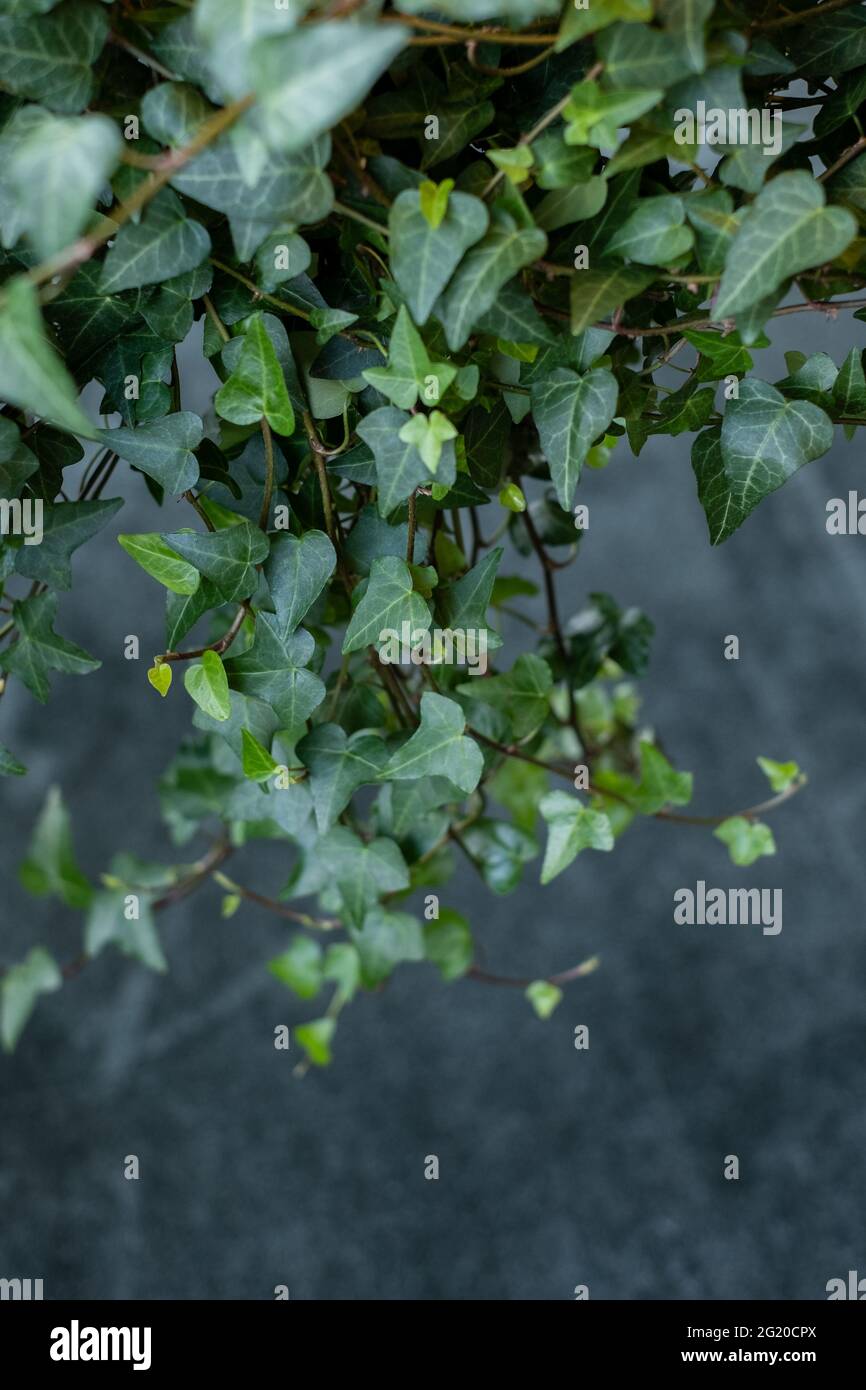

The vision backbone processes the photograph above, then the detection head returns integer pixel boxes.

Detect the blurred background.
[1,309,864,1302]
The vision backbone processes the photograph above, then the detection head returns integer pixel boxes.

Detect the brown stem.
[468,955,599,989]
[258,417,275,531]
[160,603,249,663]
[755,0,862,30]
[406,489,418,563]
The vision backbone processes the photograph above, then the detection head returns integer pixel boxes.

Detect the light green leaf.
[538,790,614,884]
[99,189,211,294]
[398,410,457,474]
[563,80,663,148]
[525,979,563,1019]
[362,304,456,409]
[147,662,172,697]
[569,266,653,333]
[161,519,270,603]
[531,367,619,510]
[714,172,857,320]
[714,816,776,867]
[268,935,323,1000]
[184,649,231,721]
[756,756,801,793]
[225,617,325,732]
[343,554,432,654]
[118,532,202,595]
[1,947,62,1052]
[385,691,483,795]
[240,727,280,781]
[0,591,99,702]
[418,177,453,230]
[215,312,296,435]
[8,106,120,258]
[294,1016,336,1066]
[19,784,91,907]
[84,889,167,973]
[102,412,203,496]
[0,276,95,437]
[556,0,652,51]
[390,186,488,324]
[356,406,455,516]
[436,216,547,351]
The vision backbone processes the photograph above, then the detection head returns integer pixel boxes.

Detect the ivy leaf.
[1,947,62,1053]
[440,547,503,644]
[215,312,296,435]
[224,616,325,733]
[385,691,484,795]
[606,194,694,264]
[531,368,619,510]
[0,276,96,438]
[84,890,167,973]
[694,383,833,544]
[423,907,473,981]
[264,529,336,634]
[0,417,37,494]
[0,741,26,776]
[525,979,562,1020]
[418,177,453,230]
[436,216,547,351]
[833,347,866,416]
[0,0,108,113]
[563,80,663,148]
[161,520,270,602]
[684,328,752,382]
[714,816,776,867]
[297,724,389,832]
[362,305,456,409]
[240,727,280,781]
[249,21,409,154]
[794,7,866,76]
[462,818,538,894]
[659,0,713,74]
[398,410,457,474]
[756,756,801,793]
[268,936,323,1001]
[140,263,212,343]
[7,107,120,258]
[99,190,211,294]
[101,413,204,496]
[557,0,652,50]
[390,186,488,324]
[596,740,692,814]
[319,826,409,928]
[458,653,552,739]
[569,266,653,334]
[714,172,857,320]
[356,406,455,516]
[147,662,172,698]
[118,532,202,595]
[0,591,100,703]
[538,791,614,884]
[598,18,695,89]
[534,178,607,232]
[351,906,424,987]
[14,497,122,591]
[294,1017,336,1066]
[19,785,92,908]
[343,555,432,654]
[184,649,231,722]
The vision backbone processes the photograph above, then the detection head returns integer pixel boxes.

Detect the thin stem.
[468,955,600,989]
[258,417,275,531]
[303,412,337,544]
[332,198,389,237]
[384,12,558,43]
[212,873,341,930]
[755,0,862,30]
[819,133,866,183]
[406,489,418,563]
[159,603,249,663]
[202,292,230,343]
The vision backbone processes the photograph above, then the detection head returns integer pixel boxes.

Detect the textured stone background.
[1,314,864,1301]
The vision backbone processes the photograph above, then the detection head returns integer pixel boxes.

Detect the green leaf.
[684,328,752,382]
[264,529,336,634]
[462,818,538,894]
[148,662,172,698]
[0,276,96,437]
[184,649,231,722]
[320,826,409,928]
[294,1017,336,1066]
[268,936,323,1001]
[569,266,653,334]
[794,8,866,76]
[7,106,120,258]
[556,0,652,51]
[598,18,695,89]
[240,727,280,781]
[534,178,607,232]
[423,907,473,982]
[84,890,167,973]
[714,172,857,320]
[99,189,211,294]
[19,785,91,907]
[1,947,62,1052]
[601,740,693,814]
[440,546,503,641]
[362,304,456,409]
[0,417,37,494]
[249,20,409,154]
[398,410,457,474]
[101,412,204,496]
[14,498,122,591]
[161,520,270,603]
[225,616,325,733]
[0,740,27,776]
[606,194,694,264]
[297,724,389,832]
[525,979,563,1020]
[390,186,488,324]
[531,367,619,510]
[833,347,866,416]
[0,0,108,113]
[436,216,547,351]
[215,311,296,435]
[563,80,663,148]
[351,906,424,987]
[343,554,432,654]
[458,652,552,739]
[756,756,801,793]
[140,263,212,343]
[714,816,776,867]
[488,144,534,183]
[0,591,99,702]
[538,791,614,884]
[356,406,455,516]
[385,691,483,795]
[659,0,713,74]
[418,177,453,230]
[694,383,833,544]
[118,532,202,595]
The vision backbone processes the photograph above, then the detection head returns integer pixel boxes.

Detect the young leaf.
[184,649,231,722]
[241,727,280,781]
[19,785,91,908]
[525,979,563,1020]
[118,533,202,595]
[538,791,614,884]
[148,662,172,698]
[714,816,776,866]
[756,757,801,793]
[215,312,296,435]
[1,947,62,1053]
[398,410,457,474]
[85,890,167,973]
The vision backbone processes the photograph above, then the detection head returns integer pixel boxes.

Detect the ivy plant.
[10,0,864,1063]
